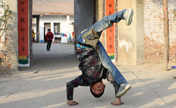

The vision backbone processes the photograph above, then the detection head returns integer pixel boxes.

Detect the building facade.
[32,0,74,43]
[36,15,74,43]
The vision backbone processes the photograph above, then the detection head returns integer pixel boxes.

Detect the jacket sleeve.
[105,71,120,97]
[66,75,89,100]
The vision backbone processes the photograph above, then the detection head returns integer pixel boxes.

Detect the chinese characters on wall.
[106,0,114,59]
[18,0,29,64]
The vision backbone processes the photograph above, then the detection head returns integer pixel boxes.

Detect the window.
[54,23,60,35]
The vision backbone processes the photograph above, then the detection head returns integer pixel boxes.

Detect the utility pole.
[163,0,169,71]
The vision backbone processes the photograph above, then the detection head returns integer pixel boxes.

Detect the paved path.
[19,43,78,72]
[0,43,176,108]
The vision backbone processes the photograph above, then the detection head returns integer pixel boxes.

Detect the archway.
[18,0,76,71]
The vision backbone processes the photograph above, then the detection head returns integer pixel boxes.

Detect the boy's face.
[91,81,105,95]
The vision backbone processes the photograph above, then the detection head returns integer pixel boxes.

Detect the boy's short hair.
[90,85,105,98]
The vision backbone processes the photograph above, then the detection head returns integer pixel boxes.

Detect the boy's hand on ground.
[67,100,78,106]
[111,97,124,106]
[111,101,124,105]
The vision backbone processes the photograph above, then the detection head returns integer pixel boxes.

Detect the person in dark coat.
[46,29,54,51]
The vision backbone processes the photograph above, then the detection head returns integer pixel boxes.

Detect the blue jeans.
[78,9,127,85]
[98,41,127,84]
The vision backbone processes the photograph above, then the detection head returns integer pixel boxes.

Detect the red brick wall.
[144,0,176,64]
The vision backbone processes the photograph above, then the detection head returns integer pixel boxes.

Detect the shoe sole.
[126,9,134,26]
[116,85,131,97]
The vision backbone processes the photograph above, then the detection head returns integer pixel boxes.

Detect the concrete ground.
[0,43,176,108]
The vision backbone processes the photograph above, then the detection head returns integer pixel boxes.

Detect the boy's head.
[90,81,105,98]
[48,29,51,32]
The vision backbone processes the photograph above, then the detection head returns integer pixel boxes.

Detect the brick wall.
[144,0,176,64]
[0,0,18,73]
[0,36,18,73]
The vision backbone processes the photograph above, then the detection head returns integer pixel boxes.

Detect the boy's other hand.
[111,97,124,106]
[67,100,78,106]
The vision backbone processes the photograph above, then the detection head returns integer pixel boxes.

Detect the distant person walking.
[46,29,54,51]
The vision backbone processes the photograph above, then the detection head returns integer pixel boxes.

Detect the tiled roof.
[32,1,74,15]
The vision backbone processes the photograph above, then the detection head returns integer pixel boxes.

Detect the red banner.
[106,0,114,55]
[18,0,29,56]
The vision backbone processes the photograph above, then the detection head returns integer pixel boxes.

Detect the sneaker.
[116,83,131,97]
[124,9,134,26]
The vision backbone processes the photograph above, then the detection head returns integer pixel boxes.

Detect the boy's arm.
[67,100,78,106]
[66,75,89,106]
[105,72,123,105]
[111,97,124,105]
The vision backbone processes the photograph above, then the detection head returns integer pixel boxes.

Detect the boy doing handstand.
[66,8,134,106]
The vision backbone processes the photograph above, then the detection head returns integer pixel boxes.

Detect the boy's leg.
[93,9,133,36]
[98,41,127,84]
[96,8,134,97]
[77,9,133,97]
[98,41,131,97]
[77,9,133,44]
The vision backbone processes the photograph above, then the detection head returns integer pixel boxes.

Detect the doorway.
[19,0,76,71]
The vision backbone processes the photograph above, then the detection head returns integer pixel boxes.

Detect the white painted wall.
[39,15,74,42]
